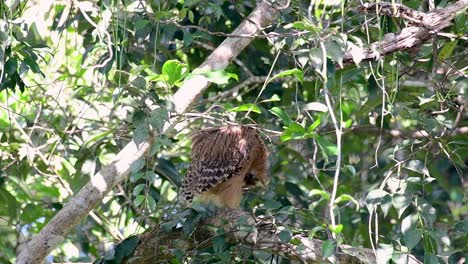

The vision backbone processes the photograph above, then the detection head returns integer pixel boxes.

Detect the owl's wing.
[181,152,247,203]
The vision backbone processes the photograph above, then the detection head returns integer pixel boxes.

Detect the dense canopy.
[0,0,466,263]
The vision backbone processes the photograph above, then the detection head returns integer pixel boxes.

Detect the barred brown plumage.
[180,125,268,208]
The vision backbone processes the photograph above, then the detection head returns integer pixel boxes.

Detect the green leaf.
[401,214,418,234]
[269,107,293,126]
[322,240,334,259]
[309,189,330,201]
[154,158,180,187]
[182,213,201,235]
[23,56,45,77]
[392,194,411,218]
[83,130,113,149]
[279,229,292,243]
[132,110,149,144]
[269,68,304,83]
[133,195,145,206]
[147,196,157,211]
[309,48,323,70]
[280,122,305,142]
[130,172,145,183]
[188,10,195,23]
[439,40,458,60]
[453,220,468,233]
[418,95,436,106]
[403,228,422,250]
[381,194,393,217]
[229,103,262,114]
[160,218,179,232]
[161,60,189,86]
[330,224,343,235]
[418,201,436,227]
[308,226,326,239]
[260,94,281,103]
[0,188,19,219]
[132,184,145,196]
[4,57,18,75]
[345,164,356,176]
[149,108,168,133]
[404,160,430,177]
[365,189,389,211]
[263,200,282,210]
[130,159,145,174]
[334,194,359,210]
[191,69,236,85]
[284,21,319,32]
[112,236,139,262]
[315,135,338,156]
[305,118,322,138]
[424,253,443,264]
[325,39,344,67]
[183,31,193,46]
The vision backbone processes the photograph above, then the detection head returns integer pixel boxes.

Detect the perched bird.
[181,125,268,208]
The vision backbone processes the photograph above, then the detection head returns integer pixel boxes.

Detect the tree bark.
[343,0,468,65]
[15,2,284,263]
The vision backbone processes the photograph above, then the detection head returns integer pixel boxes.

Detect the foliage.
[0,0,466,263]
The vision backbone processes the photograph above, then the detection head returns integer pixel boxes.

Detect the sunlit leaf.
[365,189,389,211]
[330,224,343,235]
[133,195,145,206]
[376,244,393,264]
[439,40,458,60]
[315,135,338,156]
[280,122,305,142]
[304,102,328,112]
[404,160,430,177]
[334,194,359,211]
[132,184,145,196]
[269,68,303,83]
[393,194,411,218]
[190,69,237,85]
[161,60,189,86]
[309,189,330,201]
[269,107,293,126]
[229,103,262,114]
[260,94,281,103]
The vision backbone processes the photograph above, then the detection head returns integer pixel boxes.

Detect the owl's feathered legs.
[198,175,244,208]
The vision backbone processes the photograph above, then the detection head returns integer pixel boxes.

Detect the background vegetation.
[0,0,466,263]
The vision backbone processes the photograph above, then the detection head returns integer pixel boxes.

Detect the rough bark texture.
[118,209,422,264]
[15,2,283,263]
[343,0,468,65]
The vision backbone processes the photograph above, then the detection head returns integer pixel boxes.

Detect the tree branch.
[15,2,285,263]
[115,209,422,264]
[343,0,468,65]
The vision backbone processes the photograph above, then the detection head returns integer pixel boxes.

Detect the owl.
[181,125,269,208]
